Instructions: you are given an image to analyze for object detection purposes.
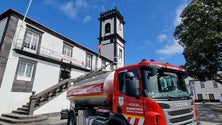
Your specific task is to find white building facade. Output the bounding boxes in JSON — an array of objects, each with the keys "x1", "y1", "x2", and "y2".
[
  {"x1": 0, "y1": 8, "x2": 125, "y2": 115},
  {"x1": 186, "y1": 77, "x2": 222, "y2": 102}
]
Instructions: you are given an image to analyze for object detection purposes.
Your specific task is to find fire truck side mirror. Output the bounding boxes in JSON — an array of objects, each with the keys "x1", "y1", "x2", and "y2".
[
  {"x1": 148, "y1": 67, "x2": 157, "y2": 76},
  {"x1": 125, "y1": 73, "x2": 140, "y2": 98}
]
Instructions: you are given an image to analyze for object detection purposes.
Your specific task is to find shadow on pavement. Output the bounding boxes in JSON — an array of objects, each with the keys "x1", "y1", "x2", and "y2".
[{"x1": 197, "y1": 103, "x2": 222, "y2": 124}]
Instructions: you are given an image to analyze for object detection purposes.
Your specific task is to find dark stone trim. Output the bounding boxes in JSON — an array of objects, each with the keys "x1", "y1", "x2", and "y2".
[
  {"x1": 0, "y1": 17, "x2": 9, "y2": 51},
  {"x1": 114, "y1": 39, "x2": 117, "y2": 62},
  {"x1": 99, "y1": 19, "x2": 102, "y2": 44},
  {"x1": 11, "y1": 58, "x2": 37, "y2": 92},
  {"x1": 14, "y1": 49, "x2": 90, "y2": 72},
  {"x1": 0, "y1": 15, "x2": 18, "y2": 88},
  {"x1": 114, "y1": 17, "x2": 117, "y2": 34},
  {"x1": 101, "y1": 40, "x2": 124, "y2": 50},
  {"x1": 98, "y1": 33, "x2": 126, "y2": 44},
  {"x1": 0, "y1": 16, "x2": 10, "y2": 88},
  {"x1": 99, "y1": 8, "x2": 125, "y2": 24}
]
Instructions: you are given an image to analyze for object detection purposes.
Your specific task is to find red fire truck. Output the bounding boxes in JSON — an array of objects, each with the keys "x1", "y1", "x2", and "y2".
[{"x1": 66, "y1": 59, "x2": 199, "y2": 125}]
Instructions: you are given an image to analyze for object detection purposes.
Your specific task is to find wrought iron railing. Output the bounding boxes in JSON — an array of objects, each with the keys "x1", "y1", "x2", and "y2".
[{"x1": 14, "y1": 39, "x2": 84, "y2": 67}]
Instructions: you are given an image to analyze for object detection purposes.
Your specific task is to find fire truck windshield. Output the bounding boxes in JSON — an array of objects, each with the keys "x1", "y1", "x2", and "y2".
[{"x1": 141, "y1": 68, "x2": 190, "y2": 100}]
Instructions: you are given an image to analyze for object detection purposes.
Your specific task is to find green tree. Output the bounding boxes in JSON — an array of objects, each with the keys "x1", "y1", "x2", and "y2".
[{"x1": 174, "y1": 0, "x2": 222, "y2": 84}]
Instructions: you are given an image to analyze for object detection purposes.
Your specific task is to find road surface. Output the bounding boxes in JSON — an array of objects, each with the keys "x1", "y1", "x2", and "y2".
[{"x1": 196, "y1": 103, "x2": 222, "y2": 125}]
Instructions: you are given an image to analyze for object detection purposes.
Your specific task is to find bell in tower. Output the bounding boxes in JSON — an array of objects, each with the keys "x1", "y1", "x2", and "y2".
[{"x1": 98, "y1": 8, "x2": 126, "y2": 68}]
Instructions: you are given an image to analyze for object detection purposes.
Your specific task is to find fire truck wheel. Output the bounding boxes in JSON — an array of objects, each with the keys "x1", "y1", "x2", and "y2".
[
  {"x1": 108, "y1": 115, "x2": 128, "y2": 125},
  {"x1": 67, "y1": 110, "x2": 76, "y2": 125},
  {"x1": 108, "y1": 120, "x2": 128, "y2": 125}
]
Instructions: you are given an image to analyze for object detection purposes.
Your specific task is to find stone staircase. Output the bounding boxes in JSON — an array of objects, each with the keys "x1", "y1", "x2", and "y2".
[
  {"x1": 11, "y1": 103, "x2": 29, "y2": 115},
  {"x1": 0, "y1": 68, "x2": 109, "y2": 124},
  {"x1": 0, "y1": 113, "x2": 48, "y2": 125}
]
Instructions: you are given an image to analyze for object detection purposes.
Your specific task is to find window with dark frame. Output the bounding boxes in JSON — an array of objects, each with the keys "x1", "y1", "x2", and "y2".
[
  {"x1": 85, "y1": 53, "x2": 92, "y2": 70},
  {"x1": 63, "y1": 44, "x2": 72, "y2": 57},
  {"x1": 12, "y1": 58, "x2": 37, "y2": 92},
  {"x1": 23, "y1": 28, "x2": 41, "y2": 52},
  {"x1": 200, "y1": 81, "x2": 205, "y2": 88},
  {"x1": 17, "y1": 60, "x2": 35, "y2": 81},
  {"x1": 105, "y1": 23, "x2": 111, "y2": 34},
  {"x1": 119, "y1": 48, "x2": 123, "y2": 60},
  {"x1": 213, "y1": 81, "x2": 218, "y2": 88}
]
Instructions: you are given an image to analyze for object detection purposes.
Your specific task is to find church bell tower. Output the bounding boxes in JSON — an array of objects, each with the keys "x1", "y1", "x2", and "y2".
[{"x1": 98, "y1": 8, "x2": 126, "y2": 68}]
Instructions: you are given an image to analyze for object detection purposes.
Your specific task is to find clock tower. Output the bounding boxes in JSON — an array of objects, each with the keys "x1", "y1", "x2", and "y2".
[{"x1": 98, "y1": 8, "x2": 126, "y2": 68}]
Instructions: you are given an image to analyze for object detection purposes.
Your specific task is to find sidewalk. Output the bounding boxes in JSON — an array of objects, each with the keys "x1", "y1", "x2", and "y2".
[
  {"x1": 43, "y1": 115, "x2": 67, "y2": 125},
  {"x1": 41, "y1": 113, "x2": 67, "y2": 125}
]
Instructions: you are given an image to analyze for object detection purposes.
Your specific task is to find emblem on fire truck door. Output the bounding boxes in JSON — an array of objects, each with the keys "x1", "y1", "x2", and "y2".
[{"x1": 118, "y1": 97, "x2": 124, "y2": 106}]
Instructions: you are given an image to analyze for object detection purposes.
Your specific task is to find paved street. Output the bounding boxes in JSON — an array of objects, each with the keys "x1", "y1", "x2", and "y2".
[
  {"x1": 43, "y1": 102, "x2": 222, "y2": 125},
  {"x1": 196, "y1": 102, "x2": 222, "y2": 125}
]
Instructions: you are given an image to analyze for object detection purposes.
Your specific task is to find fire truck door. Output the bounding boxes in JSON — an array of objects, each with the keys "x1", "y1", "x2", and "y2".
[{"x1": 116, "y1": 69, "x2": 145, "y2": 124}]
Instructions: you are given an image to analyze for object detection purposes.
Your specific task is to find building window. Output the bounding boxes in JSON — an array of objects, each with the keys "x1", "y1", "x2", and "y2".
[
  {"x1": 62, "y1": 43, "x2": 73, "y2": 63},
  {"x1": 197, "y1": 94, "x2": 203, "y2": 100},
  {"x1": 102, "y1": 60, "x2": 106, "y2": 69},
  {"x1": 119, "y1": 49, "x2": 123, "y2": 60},
  {"x1": 23, "y1": 29, "x2": 41, "y2": 52},
  {"x1": 86, "y1": 53, "x2": 92, "y2": 70},
  {"x1": 63, "y1": 44, "x2": 72, "y2": 57},
  {"x1": 118, "y1": 22, "x2": 122, "y2": 31},
  {"x1": 188, "y1": 80, "x2": 194, "y2": 96},
  {"x1": 213, "y1": 81, "x2": 218, "y2": 88},
  {"x1": 200, "y1": 81, "x2": 205, "y2": 88},
  {"x1": 209, "y1": 94, "x2": 215, "y2": 101},
  {"x1": 12, "y1": 58, "x2": 37, "y2": 92},
  {"x1": 17, "y1": 60, "x2": 35, "y2": 81},
  {"x1": 105, "y1": 23, "x2": 110, "y2": 33}
]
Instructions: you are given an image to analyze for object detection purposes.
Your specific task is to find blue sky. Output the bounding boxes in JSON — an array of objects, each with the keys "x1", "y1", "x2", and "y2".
[{"x1": 0, "y1": 0, "x2": 191, "y2": 66}]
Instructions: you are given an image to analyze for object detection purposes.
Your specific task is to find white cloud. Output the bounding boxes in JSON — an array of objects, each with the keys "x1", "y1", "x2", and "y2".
[
  {"x1": 157, "y1": 34, "x2": 167, "y2": 43},
  {"x1": 60, "y1": 1, "x2": 78, "y2": 19},
  {"x1": 83, "y1": 15, "x2": 92, "y2": 22},
  {"x1": 156, "y1": 2, "x2": 189, "y2": 56},
  {"x1": 157, "y1": 40, "x2": 183, "y2": 55},
  {"x1": 56, "y1": 0, "x2": 90, "y2": 20},
  {"x1": 75, "y1": 0, "x2": 89, "y2": 8},
  {"x1": 173, "y1": 3, "x2": 187, "y2": 27}
]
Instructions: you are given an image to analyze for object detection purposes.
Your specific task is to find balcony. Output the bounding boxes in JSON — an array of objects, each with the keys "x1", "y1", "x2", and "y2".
[{"x1": 13, "y1": 39, "x2": 89, "y2": 71}]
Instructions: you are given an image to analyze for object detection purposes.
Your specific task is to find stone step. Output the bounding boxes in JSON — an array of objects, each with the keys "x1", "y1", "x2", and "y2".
[
  {"x1": 2, "y1": 113, "x2": 40, "y2": 120},
  {"x1": 0, "y1": 113, "x2": 48, "y2": 124},
  {"x1": 0, "y1": 120, "x2": 12, "y2": 125},
  {"x1": 17, "y1": 107, "x2": 28, "y2": 112},
  {"x1": 22, "y1": 104, "x2": 29, "y2": 108},
  {"x1": 12, "y1": 110, "x2": 28, "y2": 115}
]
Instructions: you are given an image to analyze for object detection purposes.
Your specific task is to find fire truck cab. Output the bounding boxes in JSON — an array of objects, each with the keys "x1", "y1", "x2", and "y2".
[{"x1": 67, "y1": 59, "x2": 199, "y2": 125}]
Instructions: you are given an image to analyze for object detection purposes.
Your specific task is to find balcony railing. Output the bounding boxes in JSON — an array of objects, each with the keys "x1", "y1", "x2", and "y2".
[{"x1": 14, "y1": 39, "x2": 84, "y2": 67}]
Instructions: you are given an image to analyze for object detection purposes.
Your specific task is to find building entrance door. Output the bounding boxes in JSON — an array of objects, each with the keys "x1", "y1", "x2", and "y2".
[{"x1": 59, "y1": 65, "x2": 71, "y2": 82}]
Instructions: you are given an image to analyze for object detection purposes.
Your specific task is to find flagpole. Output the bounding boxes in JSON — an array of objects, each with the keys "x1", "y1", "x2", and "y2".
[
  {"x1": 14, "y1": 0, "x2": 32, "y2": 48},
  {"x1": 22, "y1": 0, "x2": 32, "y2": 24},
  {"x1": 95, "y1": 32, "x2": 104, "y2": 70}
]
